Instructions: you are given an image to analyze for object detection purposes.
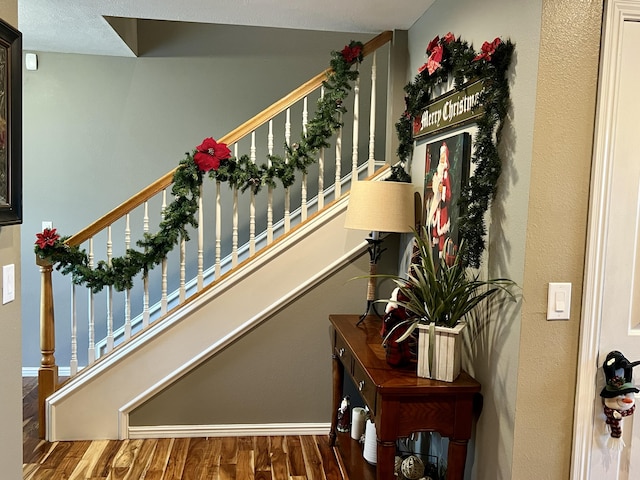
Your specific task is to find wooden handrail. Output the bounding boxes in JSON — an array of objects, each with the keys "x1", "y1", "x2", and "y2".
[{"x1": 66, "y1": 31, "x2": 393, "y2": 246}]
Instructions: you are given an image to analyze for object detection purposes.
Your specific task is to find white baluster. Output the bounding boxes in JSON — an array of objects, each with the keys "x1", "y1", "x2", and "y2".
[
  {"x1": 268, "y1": 119, "x2": 274, "y2": 154},
  {"x1": 87, "y1": 238, "x2": 95, "y2": 364},
  {"x1": 232, "y1": 186, "x2": 239, "y2": 267},
  {"x1": 267, "y1": 120, "x2": 274, "y2": 244},
  {"x1": 318, "y1": 87, "x2": 325, "y2": 209},
  {"x1": 232, "y1": 143, "x2": 239, "y2": 267},
  {"x1": 197, "y1": 184, "x2": 204, "y2": 290},
  {"x1": 301, "y1": 96, "x2": 308, "y2": 221},
  {"x1": 215, "y1": 180, "x2": 222, "y2": 278},
  {"x1": 368, "y1": 52, "x2": 377, "y2": 176},
  {"x1": 250, "y1": 131, "x2": 256, "y2": 256},
  {"x1": 143, "y1": 274, "x2": 150, "y2": 328},
  {"x1": 143, "y1": 200, "x2": 149, "y2": 233},
  {"x1": 161, "y1": 190, "x2": 168, "y2": 315},
  {"x1": 352, "y1": 74, "x2": 360, "y2": 179},
  {"x1": 124, "y1": 213, "x2": 132, "y2": 339},
  {"x1": 143, "y1": 201, "x2": 150, "y2": 328},
  {"x1": 335, "y1": 118, "x2": 343, "y2": 197},
  {"x1": 285, "y1": 108, "x2": 291, "y2": 232},
  {"x1": 106, "y1": 225, "x2": 114, "y2": 352},
  {"x1": 70, "y1": 284, "x2": 78, "y2": 376},
  {"x1": 179, "y1": 236, "x2": 186, "y2": 302}
]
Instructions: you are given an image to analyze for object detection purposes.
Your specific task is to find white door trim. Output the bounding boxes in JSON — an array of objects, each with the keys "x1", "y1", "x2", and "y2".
[{"x1": 571, "y1": 2, "x2": 640, "y2": 479}]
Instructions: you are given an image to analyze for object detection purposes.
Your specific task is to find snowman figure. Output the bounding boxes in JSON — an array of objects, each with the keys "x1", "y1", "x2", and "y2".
[{"x1": 600, "y1": 351, "x2": 640, "y2": 450}]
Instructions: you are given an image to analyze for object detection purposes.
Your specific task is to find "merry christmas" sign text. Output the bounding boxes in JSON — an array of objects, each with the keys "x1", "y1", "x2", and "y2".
[{"x1": 413, "y1": 80, "x2": 485, "y2": 138}]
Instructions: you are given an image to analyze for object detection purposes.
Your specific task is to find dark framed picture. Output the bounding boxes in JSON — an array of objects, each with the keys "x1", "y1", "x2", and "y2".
[
  {"x1": 0, "y1": 19, "x2": 22, "y2": 225},
  {"x1": 423, "y1": 132, "x2": 471, "y2": 269}
]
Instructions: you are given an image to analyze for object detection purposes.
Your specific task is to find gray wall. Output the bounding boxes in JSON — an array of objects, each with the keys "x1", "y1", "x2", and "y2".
[{"x1": 21, "y1": 23, "x2": 375, "y2": 368}]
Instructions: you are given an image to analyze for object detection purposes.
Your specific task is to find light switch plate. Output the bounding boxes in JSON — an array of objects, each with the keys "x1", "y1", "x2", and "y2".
[
  {"x1": 547, "y1": 282, "x2": 571, "y2": 320},
  {"x1": 3, "y1": 264, "x2": 15, "y2": 304}
]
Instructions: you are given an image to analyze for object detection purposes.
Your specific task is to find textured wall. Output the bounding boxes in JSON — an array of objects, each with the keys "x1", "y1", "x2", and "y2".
[{"x1": 513, "y1": 1, "x2": 603, "y2": 478}]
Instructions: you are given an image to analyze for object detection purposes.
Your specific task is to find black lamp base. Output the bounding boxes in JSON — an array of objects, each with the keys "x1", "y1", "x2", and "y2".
[{"x1": 357, "y1": 300, "x2": 381, "y2": 325}]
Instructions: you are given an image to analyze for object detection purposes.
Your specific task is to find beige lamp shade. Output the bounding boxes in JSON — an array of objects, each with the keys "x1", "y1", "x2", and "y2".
[{"x1": 345, "y1": 180, "x2": 415, "y2": 233}]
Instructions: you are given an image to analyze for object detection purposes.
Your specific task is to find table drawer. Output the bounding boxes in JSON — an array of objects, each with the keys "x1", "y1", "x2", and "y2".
[
  {"x1": 334, "y1": 333, "x2": 353, "y2": 374},
  {"x1": 353, "y1": 361, "x2": 377, "y2": 414}
]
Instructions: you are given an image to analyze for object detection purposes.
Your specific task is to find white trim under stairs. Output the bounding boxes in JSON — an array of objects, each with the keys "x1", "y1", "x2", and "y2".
[{"x1": 127, "y1": 423, "x2": 331, "y2": 440}]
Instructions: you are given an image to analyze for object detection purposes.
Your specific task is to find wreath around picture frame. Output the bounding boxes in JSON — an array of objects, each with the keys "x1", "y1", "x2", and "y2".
[{"x1": 391, "y1": 33, "x2": 515, "y2": 268}]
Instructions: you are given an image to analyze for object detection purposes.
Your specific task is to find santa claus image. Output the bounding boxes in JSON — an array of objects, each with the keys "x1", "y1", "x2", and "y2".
[{"x1": 428, "y1": 142, "x2": 452, "y2": 259}]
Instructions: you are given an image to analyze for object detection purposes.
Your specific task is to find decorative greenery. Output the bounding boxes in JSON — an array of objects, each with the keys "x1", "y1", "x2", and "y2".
[
  {"x1": 391, "y1": 33, "x2": 515, "y2": 268},
  {"x1": 381, "y1": 226, "x2": 516, "y2": 338},
  {"x1": 34, "y1": 41, "x2": 364, "y2": 293},
  {"x1": 34, "y1": 33, "x2": 514, "y2": 292}
]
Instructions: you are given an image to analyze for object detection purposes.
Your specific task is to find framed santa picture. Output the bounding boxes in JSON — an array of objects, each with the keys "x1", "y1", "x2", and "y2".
[{"x1": 423, "y1": 131, "x2": 471, "y2": 270}]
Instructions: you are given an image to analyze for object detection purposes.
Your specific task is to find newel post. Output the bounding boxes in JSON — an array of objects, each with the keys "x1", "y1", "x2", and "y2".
[{"x1": 36, "y1": 255, "x2": 58, "y2": 439}]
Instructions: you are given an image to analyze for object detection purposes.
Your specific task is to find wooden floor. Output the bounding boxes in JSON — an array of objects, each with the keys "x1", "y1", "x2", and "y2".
[{"x1": 22, "y1": 378, "x2": 343, "y2": 480}]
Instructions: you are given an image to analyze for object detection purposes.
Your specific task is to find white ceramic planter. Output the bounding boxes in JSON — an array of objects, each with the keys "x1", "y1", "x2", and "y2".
[{"x1": 416, "y1": 322, "x2": 466, "y2": 382}]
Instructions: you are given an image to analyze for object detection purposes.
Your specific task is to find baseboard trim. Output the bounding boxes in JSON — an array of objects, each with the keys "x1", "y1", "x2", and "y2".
[
  {"x1": 22, "y1": 367, "x2": 75, "y2": 377},
  {"x1": 128, "y1": 422, "x2": 331, "y2": 439}
]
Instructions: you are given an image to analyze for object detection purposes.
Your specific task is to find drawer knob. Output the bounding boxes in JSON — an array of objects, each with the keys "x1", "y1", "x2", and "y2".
[
  {"x1": 339, "y1": 348, "x2": 345, "y2": 357},
  {"x1": 358, "y1": 380, "x2": 365, "y2": 391}
]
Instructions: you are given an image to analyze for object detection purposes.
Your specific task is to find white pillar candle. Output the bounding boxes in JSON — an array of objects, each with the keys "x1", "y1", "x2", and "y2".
[{"x1": 351, "y1": 407, "x2": 366, "y2": 440}]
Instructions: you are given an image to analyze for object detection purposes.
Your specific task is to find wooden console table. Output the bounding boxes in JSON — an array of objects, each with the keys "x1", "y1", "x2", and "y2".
[{"x1": 329, "y1": 314, "x2": 481, "y2": 480}]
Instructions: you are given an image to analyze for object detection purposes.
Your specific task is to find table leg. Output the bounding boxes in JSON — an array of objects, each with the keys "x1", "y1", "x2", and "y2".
[
  {"x1": 329, "y1": 351, "x2": 344, "y2": 447},
  {"x1": 377, "y1": 439, "x2": 396, "y2": 480},
  {"x1": 446, "y1": 439, "x2": 469, "y2": 480}
]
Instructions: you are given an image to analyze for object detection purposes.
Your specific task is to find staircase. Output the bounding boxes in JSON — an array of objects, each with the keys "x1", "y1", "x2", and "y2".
[{"x1": 36, "y1": 31, "x2": 405, "y2": 441}]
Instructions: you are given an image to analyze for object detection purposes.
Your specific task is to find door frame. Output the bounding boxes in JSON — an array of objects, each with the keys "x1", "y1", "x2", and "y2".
[{"x1": 571, "y1": 1, "x2": 640, "y2": 478}]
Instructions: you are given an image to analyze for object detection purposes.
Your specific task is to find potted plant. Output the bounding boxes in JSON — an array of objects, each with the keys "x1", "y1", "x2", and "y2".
[{"x1": 381, "y1": 226, "x2": 517, "y2": 381}]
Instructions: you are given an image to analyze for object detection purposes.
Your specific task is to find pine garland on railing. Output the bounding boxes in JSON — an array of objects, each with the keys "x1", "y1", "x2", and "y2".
[
  {"x1": 392, "y1": 33, "x2": 514, "y2": 268},
  {"x1": 34, "y1": 41, "x2": 365, "y2": 293}
]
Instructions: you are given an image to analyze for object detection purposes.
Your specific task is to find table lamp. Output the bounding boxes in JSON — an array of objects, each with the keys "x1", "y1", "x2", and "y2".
[{"x1": 345, "y1": 180, "x2": 415, "y2": 323}]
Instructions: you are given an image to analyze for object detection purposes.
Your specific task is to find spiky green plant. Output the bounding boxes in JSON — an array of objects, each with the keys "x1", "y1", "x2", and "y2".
[{"x1": 384, "y1": 226, "x2": 517, "y2": 341}]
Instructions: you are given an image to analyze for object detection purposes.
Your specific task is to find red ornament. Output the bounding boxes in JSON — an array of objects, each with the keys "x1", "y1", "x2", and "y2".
[
  {"x1": 426, "y1": 35, "x2": 440, "y2": 54},
  {"x1": 426, "y1": 44, "x2": 444, "y2": 75},
  {"x1": 193, "y1": 137, "x2": 231, "y2": 172},
  {"x1": 35, "y1": 228, "x2": 60, "y2": 249},
  {"x1": 473, "y1": 37, "x2": 502, "y2": 62},
  {"x1": 341, "y1": 43, "x2": 363, "y2": 64}
]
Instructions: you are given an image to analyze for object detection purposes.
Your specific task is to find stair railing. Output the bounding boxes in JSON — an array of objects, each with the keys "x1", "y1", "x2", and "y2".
[{"x1": 35, "y1": 31, "x2": 397, "y2": 438}]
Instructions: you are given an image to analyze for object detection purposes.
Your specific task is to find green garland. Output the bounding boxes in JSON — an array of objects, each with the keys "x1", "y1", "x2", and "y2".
[
  {"x1": 35, "y1": 41, "x2": 364, "y2": 293},
  {"x1": 35, "y1": 34, "x2": 514, "y2": 291},
  {"x1": 391, "y1": 34, "x2": 514, "y2": 268}
]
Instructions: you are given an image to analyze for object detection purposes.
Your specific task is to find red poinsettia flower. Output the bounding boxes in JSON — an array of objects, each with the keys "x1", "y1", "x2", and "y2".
[
  {"x1": 426, "y1": 44, "x2": 444, "y2": 75},
  {"x1": 413, "y1": 116, "x2": 422, "y2": 134},
  {"x1": 443, "y1": 32, "x2": 455, "y2": 44},
  {"x1": 473, "y1": 37, "x2": 502, "y2": 62},
  {"x1": 426, "y1": 35, "x2": 440, "y2": 54},
  {"x1": 341, "y1": 43, "x2": 363, "y2": 64},
  {"x1": 35, "y1": 228, "x2": 60, "y2": 249},
  {"x1": 193, "y1": 137, "x2": 231, "y2": 172}
]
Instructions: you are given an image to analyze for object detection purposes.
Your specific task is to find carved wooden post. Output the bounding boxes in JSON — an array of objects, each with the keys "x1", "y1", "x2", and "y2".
[{"x1": 36, "y1": 255, "x2": 58, "y2": 439}]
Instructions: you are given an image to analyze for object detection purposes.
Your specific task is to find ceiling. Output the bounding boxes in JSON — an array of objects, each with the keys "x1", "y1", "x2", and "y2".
[{"x1": 18, "y1": 0, "x2": 435, "y2": 57}]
